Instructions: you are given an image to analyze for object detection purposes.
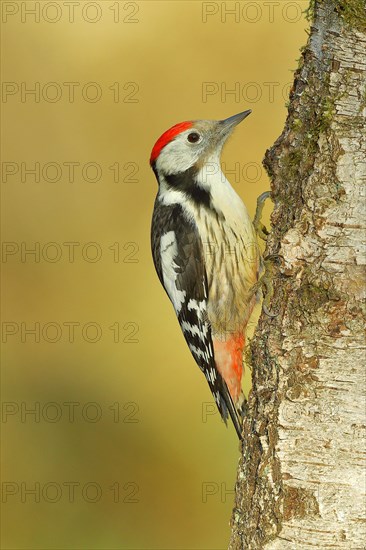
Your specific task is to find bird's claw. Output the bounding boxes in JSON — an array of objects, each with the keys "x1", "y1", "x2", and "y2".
[
  {"x1": 259, "y1": 257, "x2": 279, "y2": 318},
  {"x1": 263, "y1": 253, "x2": 282, "y2": 263},
  {"x1": 253, "y1": 191, "x2": 272, "y2": 241},
  {"x1": 252, "y1": 192, "x2": 279, "y2": 315},
  {"x1": 257, "y1": 191, "x2": 271, "y2": 204},
  {"x1": 262, "y1": 303, "x2": 279, "y2": 318}
]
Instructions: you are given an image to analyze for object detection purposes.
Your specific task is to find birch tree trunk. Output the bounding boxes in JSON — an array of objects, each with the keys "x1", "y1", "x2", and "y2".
[{"x1": 229, "y1": 1, "x2": 366, "y2": 548}]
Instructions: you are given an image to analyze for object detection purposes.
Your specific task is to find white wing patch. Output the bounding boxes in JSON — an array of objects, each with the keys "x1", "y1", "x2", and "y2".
[
  {"x1": 188, "y1": 343, "x2": 211, "y2": 363},
  {"x1": 181, "y1": 320, "x2": 208, "y2": 339},
  {"x1": 205, "y1": 367, "x2": 217, "y2": 384},
  {"x1": 160, "y1": 231, "x2": 186, "y2": 314},
  {"x1": 187, "y1": 298, "x2": 206, "y2": 319}
]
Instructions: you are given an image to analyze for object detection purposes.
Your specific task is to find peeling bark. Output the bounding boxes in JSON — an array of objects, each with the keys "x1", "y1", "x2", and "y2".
[{"x1": 229, "y1": 1, "x2": 366, "y2": 548}]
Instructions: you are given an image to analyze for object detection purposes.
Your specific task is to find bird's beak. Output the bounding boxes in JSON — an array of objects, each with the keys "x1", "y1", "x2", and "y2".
[{"x1": 218, "y1": 109, "x2": 252, "y2": 141}]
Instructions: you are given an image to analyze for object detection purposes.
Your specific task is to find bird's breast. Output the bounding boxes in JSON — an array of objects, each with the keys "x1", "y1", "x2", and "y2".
[{"x1": 195, "y1": 207, "x2": 261, "y2": 338}]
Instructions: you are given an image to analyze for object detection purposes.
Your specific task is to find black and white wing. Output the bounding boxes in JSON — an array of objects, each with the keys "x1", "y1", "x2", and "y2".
[{"x1": 151, "y1": 200, "x2": 242, "y2": 438}]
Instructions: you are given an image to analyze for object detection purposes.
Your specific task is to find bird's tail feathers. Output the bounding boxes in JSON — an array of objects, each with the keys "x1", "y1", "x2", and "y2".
[{"x1": 217, "y1": 380, "x2": 244, "y2": 440}]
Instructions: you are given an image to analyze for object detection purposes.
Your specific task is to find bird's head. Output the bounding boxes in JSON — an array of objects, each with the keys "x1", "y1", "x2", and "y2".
[{"x1": 150, "y1": 110, "x2": 252, "y2": 177}]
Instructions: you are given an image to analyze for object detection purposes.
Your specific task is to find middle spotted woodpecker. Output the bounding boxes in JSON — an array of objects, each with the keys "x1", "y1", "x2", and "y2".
[{"x1": 150, "y1": 110, "x2": 263, "y2": 439}]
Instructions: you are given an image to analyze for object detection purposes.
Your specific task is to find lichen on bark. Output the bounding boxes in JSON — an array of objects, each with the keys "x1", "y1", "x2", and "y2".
[{"x1": 229, "y1": 1, "x2": 366, "y2": 548}]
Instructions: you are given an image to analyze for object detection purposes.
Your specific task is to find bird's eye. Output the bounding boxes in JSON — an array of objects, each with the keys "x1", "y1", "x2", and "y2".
[{"x1": 187, "y1": 132, "x2": 201, "y2": 143}]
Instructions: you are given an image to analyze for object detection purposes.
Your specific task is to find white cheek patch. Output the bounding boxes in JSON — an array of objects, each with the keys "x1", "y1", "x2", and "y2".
[
  {"x1": 156, "y1": 133, "x2": 202, "y2": 175},
  {"x1": 160, "y1": 231, "x2": 186, "y2": 313}
]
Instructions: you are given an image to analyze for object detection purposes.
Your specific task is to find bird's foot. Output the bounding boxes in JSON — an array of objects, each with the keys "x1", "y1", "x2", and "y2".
[
  {"x1": 253, "y1": 191, "x2": 271, "y2": 241},
  {"x1": 260, "y1": 256, "x2": 279, "y2": 318}
]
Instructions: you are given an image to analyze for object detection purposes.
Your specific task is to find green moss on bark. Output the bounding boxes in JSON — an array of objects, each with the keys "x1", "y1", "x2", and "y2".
[
  {"x1": 307, "y1": 0, "x2": 366, "y2": 32},
  {"x1": 335, "y1": 0, "x2": 366, "y2": 32}
]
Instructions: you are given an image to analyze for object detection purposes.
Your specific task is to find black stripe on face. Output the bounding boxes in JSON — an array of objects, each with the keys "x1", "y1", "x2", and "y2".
[{"x1": 165, "y1": 166, "x2": 212, "y2": 208}]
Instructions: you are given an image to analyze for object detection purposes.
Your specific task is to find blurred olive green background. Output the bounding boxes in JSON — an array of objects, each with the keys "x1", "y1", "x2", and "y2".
[{"x1": 1, "y1": 1, "x2": 308, "y2": 548}]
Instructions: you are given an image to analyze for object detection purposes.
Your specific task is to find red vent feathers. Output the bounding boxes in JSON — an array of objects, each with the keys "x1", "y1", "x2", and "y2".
[{"x1": 150, "y1": 121, "x2": 193, "y2": 165}]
